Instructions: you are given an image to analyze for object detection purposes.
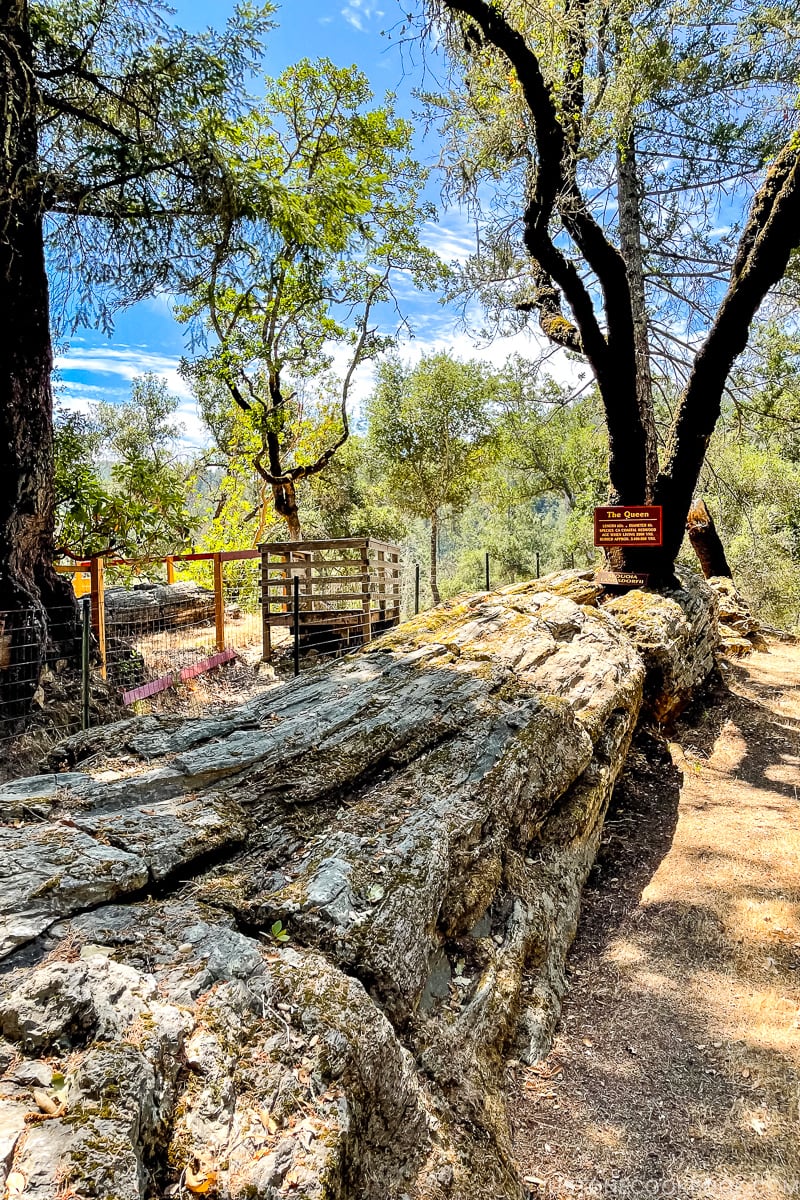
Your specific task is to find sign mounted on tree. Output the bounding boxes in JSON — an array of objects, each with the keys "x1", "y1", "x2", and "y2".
[
  {"x1": 593, "y1": 506, "x2": 663, "y2": 548},
  {"x1": 595, "y1": 570, "x2": 650, "y2": 588}
]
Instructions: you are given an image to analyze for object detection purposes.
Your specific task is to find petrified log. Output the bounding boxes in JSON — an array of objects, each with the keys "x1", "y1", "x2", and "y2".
[
  {"x1": 105, "y1": 580, "x2": 216, "y2": 635},
  {"x1": 686, "y1": 497, "x2": 733, "y2": 579},
  {"x1": 0, "y1": 570, "x2": 718, "y2": 1200},
  {"x1": 705, "y1": 574, "x2": 768, "y2": 656}
]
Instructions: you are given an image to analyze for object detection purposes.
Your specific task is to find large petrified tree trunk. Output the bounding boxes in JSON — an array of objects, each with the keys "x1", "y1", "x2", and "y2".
[
  {"x1": 0, "y1": 569, "x2": 718, "y2": 1199},
  {"x1": 0, "y1": 2, "x2": 77, "y2": 716}
]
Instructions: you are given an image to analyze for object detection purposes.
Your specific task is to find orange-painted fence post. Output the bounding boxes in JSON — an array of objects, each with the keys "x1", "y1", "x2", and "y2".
[
  {"x1": 89, "y1": 556, "x2": 107, "y2": 679},
  {"x1": 213, "y1": 552, "x2": 225, "y2": 651},
  {"x1": 166, "y1": 555, "x2": 175, "y2": 585}
]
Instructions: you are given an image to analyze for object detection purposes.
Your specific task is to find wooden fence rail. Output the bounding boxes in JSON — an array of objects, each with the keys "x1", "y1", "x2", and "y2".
[{"x1": 56, "y1": 548, "x2": 262, "y2": 674}]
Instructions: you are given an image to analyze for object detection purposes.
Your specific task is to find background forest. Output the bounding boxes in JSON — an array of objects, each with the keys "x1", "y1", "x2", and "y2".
[
  {"x1": 55, "y1": 318, "x2": 800, "y2": 629},
  {"x1": 37, "y1": 0, "x2": 800, "y2": 632}
]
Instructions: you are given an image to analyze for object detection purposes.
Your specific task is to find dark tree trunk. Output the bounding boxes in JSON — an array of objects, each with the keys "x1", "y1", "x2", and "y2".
[
  {"x1": 263, "y1": 383, "x2": 303, "y2": 541},
  {"x1": 686, "y1": 499, "x2": 733, "y2": 579},
  {"x1": 616, "y1": 131, "x2": 658, "y2": 498},
  {"x1": 0, "y1": 1, "x2": 77, "y2": 719},
  {"x1": 653, "y1": 141, "x2": 800, "y2": 572},
  {"x1": 441, "y1": 0, "x2": 800, "y2": 592},
  {"x1": 430, "y1": 510, "x2": 440, "y2": 605},
  {"x1": 271, "y1": 477, "x2": 302, "y2": 541}
]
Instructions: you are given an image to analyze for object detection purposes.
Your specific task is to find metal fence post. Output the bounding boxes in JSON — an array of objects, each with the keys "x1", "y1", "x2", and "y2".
[
  {"x1": 535, "y1": 551, "x2": 540, "y2": 578},
  {"x1": 81, "y1": 596, "x2": 91, "y2": 730},
  {"x1": 293, "y1": 575, "x2": 300, "y2": 677},
  {"x1": 89, "y1": 556, "x2": 106, "y2": 679},
  {"x1": 485, "y1": 552, "x2": 490, "y2": 591},
  {"x1": 414, "y1": 564, "x2": 420, "y2": 615}
]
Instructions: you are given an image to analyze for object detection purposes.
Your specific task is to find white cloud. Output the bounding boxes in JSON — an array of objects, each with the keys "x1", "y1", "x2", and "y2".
[
  {"x1": 420, "y1": 218, "x2": 477, "y2": 265},
  {"x1": 55, "y1": 345, "x2": 194, "y2": 402},
  {"x1": 173, "y1": 399, "x2": 209, "y2": 452},
  {"x1": 318, "y1": 313, "x2": 586, "y2": 429},
  {"x1": 392, "y1": 323, "x2": 584, "y2": 390},
  {"x1": 54, "y1": 308, "x2": 586, "y2": 456},
  {"x1": 55, "y1": 344, "x2": 208, "y2": 451},
  {"x1": 341, "y1": 0, "x2": 384, "y2": 32}
]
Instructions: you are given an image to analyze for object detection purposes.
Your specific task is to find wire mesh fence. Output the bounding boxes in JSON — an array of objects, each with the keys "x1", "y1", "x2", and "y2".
[
  {"x1": 0, "y1": 543, "x2": 571, "y2": 777},
  {"x1": 98, "y1": 552, "x2": 265, "y2": 716},
  {"x1": 0, "y1": 603, "x2": 86, "y2": 775},
  {"x1": 104, "y1": 583, "x2": 221, "y2": 704}
]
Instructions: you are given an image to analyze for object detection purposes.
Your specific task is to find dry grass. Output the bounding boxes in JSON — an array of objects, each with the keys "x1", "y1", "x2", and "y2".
[{"x1": 509, "y1": 643, "x2": 800, "y2": 1200}]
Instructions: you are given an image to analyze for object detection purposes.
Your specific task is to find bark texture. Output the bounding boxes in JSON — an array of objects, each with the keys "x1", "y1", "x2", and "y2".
[
  {"x1": 0, "y1": 2, "x2": 76, "y2": 709},
  {"x1": 686, "y1": 499, "x2": 733, "y2": 579},
  {"x1": 0, "y1": 570, "x2": 718, "y2": 1199},
  {"x1": 616, "y1": 132, "x2": 659, "y2": 498}
]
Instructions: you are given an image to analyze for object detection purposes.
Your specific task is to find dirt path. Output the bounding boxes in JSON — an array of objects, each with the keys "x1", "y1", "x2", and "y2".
[{"x1": 509, "y1": 642, "x2": 800, "y2": 1199}]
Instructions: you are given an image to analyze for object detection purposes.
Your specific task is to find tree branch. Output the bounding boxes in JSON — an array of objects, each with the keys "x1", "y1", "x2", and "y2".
[{"x1": 656, "y1": 135, "x2": 800, "y2": 551}]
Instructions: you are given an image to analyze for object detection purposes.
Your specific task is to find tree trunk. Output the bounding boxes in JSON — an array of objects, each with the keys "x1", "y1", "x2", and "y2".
[
  {"x1": 686, "y1": 499, "x2": 733, "y2": 579},
  {"x1": 430, "y1": 510, "x2": 441, "y2": 605},
  {"x1": 271, "y1": 478, "x2": 302, "y2": 541},
  {"x1": 0, "y1": 1, "x2": 77, "y2": 719},
  {"x1": 616, "y1": 130, "x2": 659, "y2": 499}
]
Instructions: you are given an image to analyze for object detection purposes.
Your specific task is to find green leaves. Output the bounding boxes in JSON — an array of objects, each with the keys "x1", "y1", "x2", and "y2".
[
  {"x1": 367, "y1": 353, "x2": 498, "y2": 520},
  {"x1": 179, "y1": 57, "x2": 445, "y2": 533},
  {"x1": 33, "y1": 0, "x2": 277, "y2": 333},
  {"x1": 54, "y1": 374, "x2": 195, "y2": 558}
]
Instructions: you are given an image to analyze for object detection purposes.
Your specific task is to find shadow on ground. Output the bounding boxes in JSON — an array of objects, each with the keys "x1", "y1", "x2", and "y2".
[{"x1": 509, "y1": 645, "x2": 800, "y2": 1200}]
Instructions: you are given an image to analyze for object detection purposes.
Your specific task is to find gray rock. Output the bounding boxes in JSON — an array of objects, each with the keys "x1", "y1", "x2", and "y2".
[
  {"x1": 0, "y1": 961, "x2": 95, "y2": 1051},
  {"x1": 0, "y1": 571, "x2": 718, "y2": 1200},
  {"x1": 606, "y1": 568, "x2": 719, "y2": 722},
  {"x1": 0, "y1": 1102, "x2": 28, "y2": 1187},
  {"x1": 6, "y1": 1059, "x2": 53, "y2": 1088},
  {"x1": 0, "y1": 824, "x2": 149, "y2": 958}
]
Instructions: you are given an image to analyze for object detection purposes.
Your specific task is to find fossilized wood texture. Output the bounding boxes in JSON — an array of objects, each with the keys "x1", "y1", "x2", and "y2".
[{"x1": 0, "y1": 571, "x2": 718, "y2": 1200}]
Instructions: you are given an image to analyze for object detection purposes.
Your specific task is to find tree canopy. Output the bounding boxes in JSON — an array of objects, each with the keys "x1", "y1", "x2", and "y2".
[
  {"x1": 367, "y1": 352, "x2": 497, "y2": 601},
  {"x1": 178, "y1": 57, "x2": 444, "y2": 539},
  {"x1": 54, "y1": 374, "x2": 194, "y2": 560},
  {"x1": 419, "y1": 0, "x2": 800, "y2": 579}
]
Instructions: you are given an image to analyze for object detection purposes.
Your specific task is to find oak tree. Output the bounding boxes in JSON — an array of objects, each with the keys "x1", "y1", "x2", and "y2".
[
  {"x1": 367, "y1": 352, "x2": 496, "y2": 602},
  {"x1": 179, "y1": 58, "x2": 443, "y2": 540},
  {"x1": 0, "y1": 0, "x2": 270, "y2": 701},
  {"x1": 427, "y1": 0, "x2": 800, "y2": 581}
]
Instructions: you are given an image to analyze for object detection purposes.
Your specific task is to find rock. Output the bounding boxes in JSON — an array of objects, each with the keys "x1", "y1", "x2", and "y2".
[
  {"x1": 0, "y1": 961, "x2": 96, "y2": 1051},
  {"x1": 0, "y1": 783, "x2": 249, "y2": 956},
  {"x1": 6, "y1": 1059, "x2": 53, "y2": 1088},
  {"x1": 0, "y1": 570, "x2": 718, "y2": 1199},
  {"x1": 0, "y1": 772, "x2": 92, "y2": 818},
  {"x1": 605, "y1": 568, "x2": 719, "y2": 722},
  {"x1": 706, "y1": 575, "x2": 769, "y2": 654},
  {"x1": 0, "y1": 827, "x2": 149, "y2": 959},
  {"x1": 0, "y1": 1102, "x2": 28, "y2": 1189}
]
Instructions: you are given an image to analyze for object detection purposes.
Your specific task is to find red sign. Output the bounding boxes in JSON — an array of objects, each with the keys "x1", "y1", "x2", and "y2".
[{"x1": 593, "y1": 506, "x2": 663, "y2": 548}]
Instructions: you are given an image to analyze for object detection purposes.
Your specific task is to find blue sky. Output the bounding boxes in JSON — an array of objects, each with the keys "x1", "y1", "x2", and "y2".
[{"x1": 54, "y1": 0, "x2": 559, "y2": 447}]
